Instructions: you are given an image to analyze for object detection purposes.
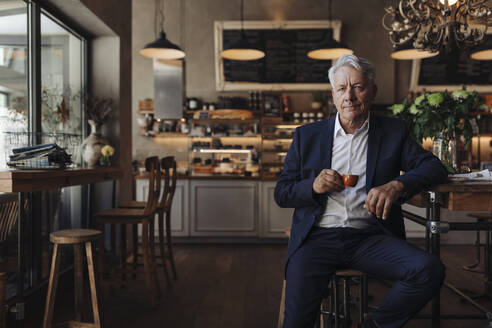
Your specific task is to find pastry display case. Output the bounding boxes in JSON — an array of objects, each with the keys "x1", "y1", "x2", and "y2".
[
  {"x1": 260, "y1": 122, "x2": 301, "y2": 179},
  {"x1": 188, "y1": 119, "x2": 261, "y2": 177}
]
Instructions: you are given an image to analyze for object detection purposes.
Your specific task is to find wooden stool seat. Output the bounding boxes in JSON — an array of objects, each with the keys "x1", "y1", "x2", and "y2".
[
  {"x1": 95, "y1": 208, "x2": 151, "y2": 221},
  {"x1": 335, "y1": 269, "x2": 365, "y2": 277},
  {"x1": 119, "y1": 200, "x2": 166, "y2": 211},
  {"x1": 43, "y1": 229, "x2": 101, "y2": 328},
  {"x1": 50, "y1": 229, "x2": 102, "y2": 245}
]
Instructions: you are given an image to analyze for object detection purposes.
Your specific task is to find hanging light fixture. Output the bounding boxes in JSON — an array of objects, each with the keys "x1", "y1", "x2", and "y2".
[
  {"x1": 471, "y1": 34, "x2": 492, "y2": 60},
  {"x1": 140, "y1": 0, "x2": 185, "y2": 60},
  {"x1": 382, "y1": 0, "x2": 491, "y2": 59},
  {"x1": 390, "y1": 42, "x2": 439, "y2": 60},
  {"x1": 307, "y1": 0, "x2": 353, "y2": 60},
  {"x1": 220, "y1": 0, "x2": 265, "y2": 61}
]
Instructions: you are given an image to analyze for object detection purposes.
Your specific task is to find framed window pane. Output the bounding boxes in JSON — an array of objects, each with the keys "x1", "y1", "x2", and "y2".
[
  {"x1": 40, "y1": 12, "x2": 83, "y2": 149},
  {"x1": 0, "y1": 0, "x2": 28, "y2": 301},
  {"x1": 0, "y1": 1, "x2": 28, "y2": 169}
]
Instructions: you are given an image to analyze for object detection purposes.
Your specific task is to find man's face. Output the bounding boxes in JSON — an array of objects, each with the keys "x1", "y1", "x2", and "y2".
[{"x1": 331, "y1": 66, "x2": 377, "y2": 123}]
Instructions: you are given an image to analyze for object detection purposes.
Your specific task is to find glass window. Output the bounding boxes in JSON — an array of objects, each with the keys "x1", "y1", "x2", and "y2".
[
  {"x1": 40, "y1": 12, "x2": 83, "y2": 156},
  {"x1": 0, "y1": 1, "x2": 28, "y2": 169},
  {"x1": 0, "y1": 0, "x2": 28, "y2": 302},
  {"x1": 0, "y1": 2, "x2": 87, "y2": 303}
]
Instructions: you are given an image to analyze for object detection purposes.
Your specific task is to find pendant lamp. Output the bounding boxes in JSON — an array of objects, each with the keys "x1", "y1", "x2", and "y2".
[
  {"x1": 220, "y1": 0, "x2": 265, "y2": 61},
  {"x1": 471, "y1": 36, "x2": 492, "y2": 61},
  {"x1": 390, "y1": 42, "x2": 439, "y2": 60},
  {"x1": 140, "y1": 0, "x2": 185, "y2": 60},
  {"x1": 307, "y1": 0, "x2": 353, "y2": 60}
]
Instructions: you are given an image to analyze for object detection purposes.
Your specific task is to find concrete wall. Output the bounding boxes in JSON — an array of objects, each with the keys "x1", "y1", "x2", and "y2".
[{"x1": 132, "y1": 0, "x2": 413, "y2": 160}]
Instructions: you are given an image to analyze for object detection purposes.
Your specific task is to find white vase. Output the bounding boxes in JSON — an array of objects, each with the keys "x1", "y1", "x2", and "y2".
[{"x1": 81, "y1": 120, "x2": 109, "y2": 167}]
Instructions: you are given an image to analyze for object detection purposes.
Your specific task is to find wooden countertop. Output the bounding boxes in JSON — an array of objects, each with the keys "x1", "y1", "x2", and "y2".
[
  {"x1": 407, "y1": 180, "x2": 492, "y2": 211},
  {"x1": 0, "y1": 167, "x2": 124, "y2": 192}
]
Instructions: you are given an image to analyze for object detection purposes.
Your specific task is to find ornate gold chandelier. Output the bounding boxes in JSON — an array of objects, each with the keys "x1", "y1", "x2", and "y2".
[{"x1": 382, "y1": 0, "x2": 491, "y2": 58}]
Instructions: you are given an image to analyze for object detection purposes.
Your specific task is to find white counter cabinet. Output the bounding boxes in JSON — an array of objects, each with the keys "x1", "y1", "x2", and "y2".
[
  {"x1": 189, "y1": 179, "x2": 258, "y2": 237},
  {"x1": 135, "y1": 178, "x2": 190, "y2": 237},
  {"x1": 259, "y1": 181, "x2": 293, "y2": 238},
  {"x1": 135, "y1": 178, "x2": 294, "y2": 239}
]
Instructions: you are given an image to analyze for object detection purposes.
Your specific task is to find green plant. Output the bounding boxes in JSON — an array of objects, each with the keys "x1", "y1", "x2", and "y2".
[{"x1": 389, "y1": 87, "x2": 488, "y2": 172}]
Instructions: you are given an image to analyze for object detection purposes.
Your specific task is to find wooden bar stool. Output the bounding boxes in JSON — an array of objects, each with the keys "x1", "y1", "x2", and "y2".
[
  {"x1": 321, "y1": 269, "x2": 368, "y2": 328},
  {"x1": 43, "y1": 229, "x2": 102, "y2": 328},
  {"x1": 278, "y1": 227, "x2": 368, "y2": 328},
  {"x1": 95, "y1": 156, "x2": 162, "y2": 307},
  {"x1": 119, "y1": 156, "x2": 178, "y2": 280}
]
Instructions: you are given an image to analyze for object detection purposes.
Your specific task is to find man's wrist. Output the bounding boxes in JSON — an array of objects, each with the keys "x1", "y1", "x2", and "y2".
[{"x1": 392, "y1": 180, "x2": 404, "y2": 192}]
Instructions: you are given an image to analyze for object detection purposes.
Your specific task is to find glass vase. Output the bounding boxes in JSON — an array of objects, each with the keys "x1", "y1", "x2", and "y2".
[{"x1": 433, "y1": 135, "x2": 457, "y2": 173}]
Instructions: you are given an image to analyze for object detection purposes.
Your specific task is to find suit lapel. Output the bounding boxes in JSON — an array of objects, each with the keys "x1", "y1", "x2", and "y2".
[
  {"x1": 320, "y1": 117, "x2": 335, "y2": 170},
  {"x1": 366, "y1": 115, "x2": 383, "y2": 192}
]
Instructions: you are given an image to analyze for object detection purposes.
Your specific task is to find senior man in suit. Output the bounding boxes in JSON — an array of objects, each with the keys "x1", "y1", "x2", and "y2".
[{"x1": 275, "y1": 54, "x2": 448, "y2": 328}]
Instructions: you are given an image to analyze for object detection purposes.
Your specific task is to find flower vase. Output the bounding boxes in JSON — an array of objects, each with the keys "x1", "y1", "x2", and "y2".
[
  {"x1": 99, "y1": 155, "x2": 111, "y2": 167},
  {"x1": 433, "y1": 135, "x2": 457, "y2": 173},
  {"x1": 81, "y1": 120, "x2": 109, "y2": 167}
]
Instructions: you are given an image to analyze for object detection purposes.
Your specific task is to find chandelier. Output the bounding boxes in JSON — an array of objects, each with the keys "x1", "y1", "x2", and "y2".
[{"x1": 382, "y1": 0, "x2": 491, "y2": 55}]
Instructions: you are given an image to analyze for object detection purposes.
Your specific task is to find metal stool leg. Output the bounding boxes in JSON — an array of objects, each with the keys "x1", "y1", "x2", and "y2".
[
  {"x1": 333, "y1": 275, "x2": 339, "y2": 328},
  {"x1": 343, "y1": 278, "x2": 350, "y2": 328}
]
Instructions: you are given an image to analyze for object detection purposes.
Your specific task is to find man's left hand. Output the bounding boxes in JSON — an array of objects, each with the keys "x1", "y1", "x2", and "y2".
[{"x1": 364, "y1": 180, "x2": 404, "y2": 220}]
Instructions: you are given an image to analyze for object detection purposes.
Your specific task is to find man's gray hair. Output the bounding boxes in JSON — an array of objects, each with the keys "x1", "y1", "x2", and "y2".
[{"x1": 328, "y1": 54, "x2": 376, "y2": 88}]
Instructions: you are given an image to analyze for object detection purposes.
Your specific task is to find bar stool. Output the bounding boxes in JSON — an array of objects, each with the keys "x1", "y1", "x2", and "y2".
[
  {"x1": 320, "y1": 269, "x2": 368, "y2": 328},
  {"x1": 95, "y1": 156, "x2": 162, "y2": 307},
  {"x1": 119, "y1": 156, "x2": 178, "y2": 280},
  {"x1": 43, "y1": 229, "x2": 102, "y2": 328},
  {"x1": 463, "y1": 212, "x2": 492, "y2": 298},
  {"x1": 278, "y1": 227, "x2": 368, "y2": 328}
]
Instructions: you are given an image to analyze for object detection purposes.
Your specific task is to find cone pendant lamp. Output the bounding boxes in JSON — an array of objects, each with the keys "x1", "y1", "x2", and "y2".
[
  {"x1": 307, "y1": 0, "x2": 353, "y2": 60},
  {"x1": 140, "y1": 0, "x2": 185, "y2": 60},
  {"x1": 220, "y1": 0, "x2": 265, "y2": 61}
]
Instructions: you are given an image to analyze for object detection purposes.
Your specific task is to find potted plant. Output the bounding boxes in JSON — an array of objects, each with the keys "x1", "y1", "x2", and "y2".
[{"x1": 390, "y1": 88, "x2": 488, "y2": 173}]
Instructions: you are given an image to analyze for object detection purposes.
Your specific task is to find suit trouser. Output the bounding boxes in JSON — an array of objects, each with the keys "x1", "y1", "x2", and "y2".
[{"x1": 283, "y1": 226, "x2": 445, "y2": 328}]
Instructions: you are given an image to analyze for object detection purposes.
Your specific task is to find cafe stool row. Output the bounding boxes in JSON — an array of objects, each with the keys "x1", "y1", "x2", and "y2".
[{"x1": 42, "y1": 156, "x2": 179, "y2": 326}]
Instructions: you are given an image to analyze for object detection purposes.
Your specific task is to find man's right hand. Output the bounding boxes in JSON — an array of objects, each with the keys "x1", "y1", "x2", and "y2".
[{"x1": 313, "y1": 169, "x2": 345, "y2": 194}]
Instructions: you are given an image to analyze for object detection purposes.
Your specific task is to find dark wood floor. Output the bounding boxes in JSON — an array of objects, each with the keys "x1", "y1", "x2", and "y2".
[{"x1": 40, "y1": 242, "x2": 492, "y2": 327}]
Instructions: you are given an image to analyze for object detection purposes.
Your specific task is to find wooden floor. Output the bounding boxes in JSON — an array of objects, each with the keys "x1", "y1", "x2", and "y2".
[{"x1": 41, "y1": 241, "x2": 492, "y2": 327}]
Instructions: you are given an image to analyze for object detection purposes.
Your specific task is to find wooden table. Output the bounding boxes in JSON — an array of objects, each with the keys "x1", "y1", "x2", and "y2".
[
  {"x1": 0, "y1": 167, "x2": 123, "y2": 323},
  {"x1": 406, "y1": 181, "x2": 492, "y2": 327}
]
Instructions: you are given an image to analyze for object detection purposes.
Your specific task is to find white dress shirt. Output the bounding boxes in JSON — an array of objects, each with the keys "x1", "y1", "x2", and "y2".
[{"x1": 317, "y1": 113, "x2": 376, "y2": 229}]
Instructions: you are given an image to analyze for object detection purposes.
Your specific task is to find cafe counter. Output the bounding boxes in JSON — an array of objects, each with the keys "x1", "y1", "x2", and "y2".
[{"x1": 135, "y1": 175, "x2": 291, "y2": 239}]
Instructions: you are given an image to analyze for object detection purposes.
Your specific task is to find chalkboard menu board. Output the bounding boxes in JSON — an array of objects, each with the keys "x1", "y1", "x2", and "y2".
[
  {"x1": 416, "y1": 36, "x2": 492, "y2": 87},
  {"x1": 222, "y1": 29, "x2": 334, "y2": 84}
]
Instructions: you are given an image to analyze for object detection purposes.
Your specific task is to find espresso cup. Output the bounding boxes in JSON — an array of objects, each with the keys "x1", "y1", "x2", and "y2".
[{"x1": 342, "y1": 174, "x2": 359, "y2": 187}]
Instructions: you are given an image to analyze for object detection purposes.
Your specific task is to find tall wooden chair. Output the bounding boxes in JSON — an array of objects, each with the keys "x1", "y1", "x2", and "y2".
[
  {"x1": 95, "y1": 156, "x2": 162, "y2": 307},
  {"x1": 0, "y1": 193, "x2": 28, "y2": 262},
  {"x1": 43, "y1": 229, "x2": 102, "y2": 328},
  {"x1": 120, "y1": 156, "x2": 178, "y2": 280}
]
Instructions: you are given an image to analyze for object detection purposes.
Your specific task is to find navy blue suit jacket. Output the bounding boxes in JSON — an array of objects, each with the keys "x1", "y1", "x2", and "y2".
[{"x1": 274, "y1": 114, "x2": 448, "y2": 263}]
